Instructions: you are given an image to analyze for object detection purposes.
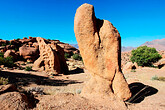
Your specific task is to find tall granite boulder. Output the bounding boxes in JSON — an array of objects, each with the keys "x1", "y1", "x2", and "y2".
[
  {"x1": 33, "y1": 37, "x2": 68, "y2": 74},
  {"x1": 74, "y1": 3, "x2": 131, "y2": 101}
]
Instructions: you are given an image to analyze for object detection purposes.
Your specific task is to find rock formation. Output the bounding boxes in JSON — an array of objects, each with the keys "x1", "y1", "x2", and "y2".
[
  {"x1": 33, "y1": 37, "x2": 68, "y2": 74},
  {"x1": 4, "y1": 50, "x2": 18, "y2": 59},
  {"x1": 19, "y1": 44, "x2": 39, "y2": 62},
  {"x1": 74, "y1": 3, "x2": 131, "y2": 101}
]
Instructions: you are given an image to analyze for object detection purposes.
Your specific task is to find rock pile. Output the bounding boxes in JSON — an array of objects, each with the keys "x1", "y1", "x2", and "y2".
[{"x1": 74, "y1": 3, "x2": 131, "y2": 101}]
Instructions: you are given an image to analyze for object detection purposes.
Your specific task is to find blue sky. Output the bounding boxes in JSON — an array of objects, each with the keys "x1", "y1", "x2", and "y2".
[{"x1": 0, "y1": 0, "x2": 165, "y2": 47}]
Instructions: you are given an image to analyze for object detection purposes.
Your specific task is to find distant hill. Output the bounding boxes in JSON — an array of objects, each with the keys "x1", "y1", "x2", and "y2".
[
  {"x1": 70, "y1": 44, "x2": 79, "y2": 49},
  {"x1": 121, "y1": 46, "x2": 136, "y2": 52},
  {"x1": 141, "y1": 38, "x2": 165, "y2": 51},
  {"x1": 70, "y1": 38, "x2": 165, "y2": 52}
]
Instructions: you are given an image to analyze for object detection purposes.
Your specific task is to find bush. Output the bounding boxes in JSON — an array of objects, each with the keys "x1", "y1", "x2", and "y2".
[
  {"x1": 25, "y1": 66, "x2": 32, "y2": 71},
  {"x1": 64, "y1": 53, "x2": 70, "y2": 59},
  {"x1": 0, "y1": 77, "x2": 9, "y2": 85},
  {"x1": 0, "y1": 52, "x2": 4, "y2": 57},
  {"x1": 72, "y1": 54, "x2": 82, "y2": 61},
  {"x1": 0, "y1": 56, "x2": 15, "y2": 67},
  {"x1": 1, "y1": 43, "x2": 6, "y2": 46},
  {"x1": 130, "y1": 46, "x2": 162, "y2": 66}
]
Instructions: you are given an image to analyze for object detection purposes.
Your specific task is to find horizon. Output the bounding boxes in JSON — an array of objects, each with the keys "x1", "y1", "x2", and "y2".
[{"x1": 0, "y1": 0, "x2": 165, "y2": 47}]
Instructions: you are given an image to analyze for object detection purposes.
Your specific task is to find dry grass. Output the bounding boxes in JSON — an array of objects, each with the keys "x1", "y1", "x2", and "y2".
[
  {"x1": 0, "y1": 77, "x2": 9, "y2": 85},
  {"x1": 151, "y1": 76, "x2": 165, "y2": 82}
]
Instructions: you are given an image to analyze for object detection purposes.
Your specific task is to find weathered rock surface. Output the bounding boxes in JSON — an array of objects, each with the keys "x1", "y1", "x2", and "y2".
[
  {"x1": 19, "y1": 45, "x2": 39, "y2": 62},
  {"x1": 4, "y1": 50, "x2": 18, "y2": 59},
  {"x1": 33, "y1": 37, "x2": 68, "y2": 74},
  {"x1": 57, "y1": 42, "x2": 79, "y2": 54},
  {"x1": 0, "y1": 92, "x2": 29, "y2": 110},
  {"x1": 123, "y1": 62, "x2": 139, "y2": 72},
  {"x1": 74, "y1": 3, "x2": 131, "y2": 101},
  {"x1": 0, "y1": 40, "x2": 8, "y2": 46},
  {"x1": 0, "y1": 84, "x2": 17, "y2": 95}
]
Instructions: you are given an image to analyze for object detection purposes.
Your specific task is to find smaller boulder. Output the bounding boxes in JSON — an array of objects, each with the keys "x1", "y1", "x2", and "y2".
[
  {"x1": 4, "y1": 50, "x2": 18, "y2": 59},
  {"x1": 19, "y1": 45, "x2": 39, "y2": 62},
  {"x1": 123, "y1": 62, "x2": 139, "y2": 73},
  {"x1": 0, "y1": 92, "x2": 29, "y2": 110},
  {"x1": 0, "y1": 84, "x2": 17, "y2": 95}
]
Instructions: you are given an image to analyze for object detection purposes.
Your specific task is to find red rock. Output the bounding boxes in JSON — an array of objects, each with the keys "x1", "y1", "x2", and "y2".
[
  {"x1": 19, "y1": 45, "x2": 39, "y2": 62},
  {"x1": 57, "y1": 42, "x2": 79, "y2": 55},
  {"x1": 4, "y1": 50, "x2": 18, "y2": 59},
  {"x1": 0, "y1": 92, "x2": 29, "y2": 110}
]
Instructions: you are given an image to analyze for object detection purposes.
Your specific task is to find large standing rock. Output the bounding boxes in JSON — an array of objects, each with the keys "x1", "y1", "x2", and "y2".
[
  {"x1": 74, "y1": 3, "x2": 131, "y2": 101},
  {"x1": 33, "y1": 37, "x2": 68, "y2": 74}
]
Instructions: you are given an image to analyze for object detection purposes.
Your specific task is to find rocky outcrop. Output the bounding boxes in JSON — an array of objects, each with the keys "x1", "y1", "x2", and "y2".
[
  {"x1": 19, "y1": 45, "x2": 39, "y2": 62},
  {"x1": 19, "y1": 37, "x2": 36, "y2": 44},
  {"x1": 74, "y1": 3, "x2": 131, "y2": 101},
  {"x1": 4, "y1": 50, "x2": 18, "y2": 59},
  {"x1": 33, "y1": 37, "x2": 68, "y2": 74},
  {"x1": 0, "y1": 40, "x2": 8, "y2": 46},
  {"x1": 57, "y1": 42, "x2": 79, "y2": 55}
]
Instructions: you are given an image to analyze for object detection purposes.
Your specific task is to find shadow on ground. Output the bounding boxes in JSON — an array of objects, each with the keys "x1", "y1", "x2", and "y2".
[
  {"x1": 68, "y1": 67, "x2": 84, "y2": 75},
  {"x1": 126, "y1": 82, "x2": 158, "y2": 103},
  {"x1": 0, "y1": 71, "x2": 82, "y2": 87}
]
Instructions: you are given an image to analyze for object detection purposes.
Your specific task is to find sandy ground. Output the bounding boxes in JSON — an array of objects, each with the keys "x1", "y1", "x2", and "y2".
[{"x1": 1, "y1": 67, "x2": 165, "y2": 110}]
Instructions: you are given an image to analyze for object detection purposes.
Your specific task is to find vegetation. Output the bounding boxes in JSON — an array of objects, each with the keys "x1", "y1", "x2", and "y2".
[
  {"x1": 1, "y1": 43, "x2": 6, "y2": 46},
  {"x1": 131, "y1": 69, "x2": 136, "y2": 72},
  {"x1": 0, "y1": 77, "x2": 9, "y2": 85},
  {"x1": 72, "y1": 53, "x2": 82, "y2": 61},
  {"x1": 25, "y1": 66, "x2": 32, "y2": 71},
  {"x1": 0, "y1": 55, "x2": 15, "y2": 67},
  {"x1": 16, "y1": 38, "x2": 20, "y2": 40},
  {"x1": 64, "y1": 53, "x2": 70, "y2": 59},
  {"x1": 151, "y1": 75, "x2": 165, "y2": 82},
  {"x1": 0, "y1": 52, "x2": 4, "y2": 57},
  {"x1": 130, "y1": 46, "x2": 162, "y2": 66}
]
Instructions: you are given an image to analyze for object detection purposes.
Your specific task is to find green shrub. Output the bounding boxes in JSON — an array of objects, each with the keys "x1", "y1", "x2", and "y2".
[
  {"x1": 0, "y1": 52, "x2": 4, "y2": 57},
  {"x1": 64, "y1": 53, "x2": 70, "y2": 59},
  {"x1": 72, "y1": 54, "x2": 82, "y2": 61},
  {"x1": 1, "y1": 43, "x2": 6, "y2": 46},
  {"x1": 130, "y1": 46, "x2": 162, "y2": 66},
  {"x1": 131, "y1": 69, "x2": 136, "y2": 72},
  {"x1": 16, "y1": 38, "x2": 20, "y2": 40},
  {"x1": 25, "y1": 66, "x2": 32, "y2": 71},
  {"x1": 9, "y1": 42, "x2": 13, "y2": 46},
  {"x1": 0, "y1": 56, "x2": 15, "y2": 67},
  {"x1": 4, "y1": 56, "x2": 15, "y2": 67},
  {"x1": 0, "y1": 77, "x2": 9, "y2": 85}
]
